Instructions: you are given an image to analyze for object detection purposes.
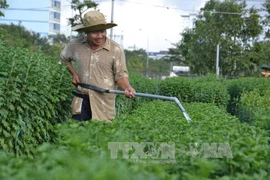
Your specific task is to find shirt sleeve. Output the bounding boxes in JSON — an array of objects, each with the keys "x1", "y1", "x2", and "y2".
[
  {"x1": 60, "y1": 41, "x2": 74, "y2": 62},
  {"x1": 114, "y1": 47, "x2": 128, "y2": 82}
]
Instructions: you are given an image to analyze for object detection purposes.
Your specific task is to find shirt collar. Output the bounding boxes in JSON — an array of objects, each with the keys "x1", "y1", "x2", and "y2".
[{"x1": 82, "y1": 36, "x2": 111, "y2": 51}]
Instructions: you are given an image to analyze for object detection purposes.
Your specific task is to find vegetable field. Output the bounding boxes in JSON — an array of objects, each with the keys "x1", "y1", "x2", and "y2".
[{"x1": 1, "y1": 38, "x2": 270, "y2": 179}]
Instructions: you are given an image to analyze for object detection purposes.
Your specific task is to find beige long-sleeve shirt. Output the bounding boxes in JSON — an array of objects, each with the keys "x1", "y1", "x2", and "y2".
[{"x1": 60, "y1": 36, "x2": 128, "y2": 122}]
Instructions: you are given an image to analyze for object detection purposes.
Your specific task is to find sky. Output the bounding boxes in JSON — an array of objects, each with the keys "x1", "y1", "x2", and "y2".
[
  {"x1": 1, "y1": 0, "x2": 263, "y2": 52},
  {"x1": 60, "y1": 0, "x2": 209, "y2": 52}
]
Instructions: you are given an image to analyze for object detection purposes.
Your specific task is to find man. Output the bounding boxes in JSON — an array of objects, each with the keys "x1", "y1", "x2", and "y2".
[{"x1": 60, "y1": 11, "x2": 136, "y2": 122}]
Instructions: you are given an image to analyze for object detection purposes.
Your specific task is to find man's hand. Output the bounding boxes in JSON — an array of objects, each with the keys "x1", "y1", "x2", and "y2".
[
  {"x1": 72, "y1": 73, "x2": 80, "y2": 86},
  {"x1": 61, "y1": 59, "x2": 81, "y2": 86},
  {"x1": 117, "y1": 77, "x2": 136, "y2": 98},
  {"x1": 125, "y1": 87, "x2": 136, "y2": 98}
]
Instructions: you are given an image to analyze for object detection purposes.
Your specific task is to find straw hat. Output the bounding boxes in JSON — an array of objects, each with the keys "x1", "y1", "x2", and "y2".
[{"x1": 72, "y1": 11, "x2": 117, "y2": 32}]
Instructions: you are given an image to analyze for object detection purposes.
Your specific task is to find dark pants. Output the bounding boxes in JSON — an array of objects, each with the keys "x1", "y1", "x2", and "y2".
[{"x1": 72, "y1": 92, "x2": 92, "y2": 121}]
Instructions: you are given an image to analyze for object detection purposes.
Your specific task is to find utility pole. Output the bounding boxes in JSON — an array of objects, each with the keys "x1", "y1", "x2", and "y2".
[
  {"x1": 70, "y1": 3, "x2": 74, "y2": 41},
  {"x1": 216, "y1": 44, "x2": 220, "y2": 76},
  {"x1": 146, "y1": 36, "x2": 149, "y2": 77},
  {"x1": 110, "y1": 0, "x2": 115, "y2": 40}
]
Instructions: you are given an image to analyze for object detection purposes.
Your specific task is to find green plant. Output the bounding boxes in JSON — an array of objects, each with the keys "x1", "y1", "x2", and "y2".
[
  {"x1": 236, "y1": 89, "x2": 270, "y2": 130},
  {"x1": 0, "y1": 38, "x2": 73, "y2": 156}
]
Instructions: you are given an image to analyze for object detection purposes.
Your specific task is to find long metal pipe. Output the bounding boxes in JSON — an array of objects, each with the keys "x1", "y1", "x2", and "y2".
[{"x1": 77, "y1": 83, "x2": 191, "y2": 122}]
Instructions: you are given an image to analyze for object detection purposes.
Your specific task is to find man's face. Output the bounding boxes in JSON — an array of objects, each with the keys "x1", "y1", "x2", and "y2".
[{"x1": 87, "y1": 29, "x2": 107, "y2": 47}]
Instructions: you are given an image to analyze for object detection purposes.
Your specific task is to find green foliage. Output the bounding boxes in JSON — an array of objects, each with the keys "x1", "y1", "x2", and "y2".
[
  {"x1": 0, "y1": 0, "x2": 9, "y2": 17},
  {"x1": 237, "y1": 89, "x2": 270, "y2": 130},
  {"x1": 159, "y1": 75, "x2": 229, "y2": 108},
  {"x1": 115, "y1": 72, "x2": 159, "y2": 115},
  {"x1": 1, "y1": 101, "x2": 269, "y2": 179},
  {"x1": 226, "y1": 77, "x2": 270, "y2": 115},
  {"x1": 219, "y1": 170, "x2": 269, "y2": 180},
  {"x1": 251, "y1": 41, "x2": 270, "y2": 67},
  {"x1": 169, "y1": 0, "x2": 264, "y2": 76},
  {"x1": 148, "y1": 58, "x2": 171, "y2": 78},
  {"x1": 0, "y1": 24, "x2": 43, "y2": 51},
  {"x1": 68, "y1": 0, "x2": 98, "y2": 28},
  {"x1": 262, "y1": 0, "x2": 270, "y2": 38},
  {"x1": 0, "y1": 26, "x2": 270, "y2": 179},
  {"x1": 116, "y1": 101, "x2": 270, "y2": 179},
  {"x1": 125, "y1": 49, "x2": 171, "y2": 78},
  {"x1": 0, "y1": 24, "x2": 67, "y2": 59},
  {"x1": 0, "y1": 38, "x2": 73, "y2": 156},
  {"x1": 48, "y1": 34, "x2": 70, "y2": 45},
  {"x1": 192, "y1": 78, "x2": 229, "y2": 107},
  {"x1": 159, "y1": 77, "x2": 194, "y2": 101},
  {"x1": 125, "y1": 49, "x2": 145, "y2": 73}
]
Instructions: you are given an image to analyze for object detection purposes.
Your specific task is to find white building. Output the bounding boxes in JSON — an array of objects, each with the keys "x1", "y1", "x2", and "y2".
[
  {"x1": 0, "y1": 0, "x2": 61, "y2": 36},
  {"x1": 181, "y1": 13, "x2": 197, "y2": 29}
]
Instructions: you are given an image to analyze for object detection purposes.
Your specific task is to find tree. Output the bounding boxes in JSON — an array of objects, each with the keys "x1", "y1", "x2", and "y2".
[
  {"x1": 124, "y1": 49, "x2": 171, "y2": 78},
  {"x1": 169, "y1": 0, "x2": 262, "y2": 76},
  {"x1": 68, "y1": 0, "x2": 98, "y2": 28},
  {"x1": 125, "y1": 49, "x2": 146, "y2": 74},
  {"x1": 262, "y1": 0, "x2": 270, "y2": 39},
  {"x1": 0, "y1": 23, "x2": 69, "y2": 59},
  {"x1": 0, "y1": 23, "x2": 41, "y2": 51},
  {"x1": 148, "y1": 58, "x2": 171, "y2": 78},
  {"x1": 48, "y1": 34, "x2": 70, "y2": 45},
  {"x1": 164, "y1": 43, "x2": 186, "y2": 70},
  {"x1": 0, "y1": 0, "x2": 8, "y2": 17}
]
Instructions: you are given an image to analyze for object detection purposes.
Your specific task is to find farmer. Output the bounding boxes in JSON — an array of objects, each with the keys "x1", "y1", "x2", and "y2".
[{"x1": 60, "y1": 10, "x2": 136, "y2": 122}]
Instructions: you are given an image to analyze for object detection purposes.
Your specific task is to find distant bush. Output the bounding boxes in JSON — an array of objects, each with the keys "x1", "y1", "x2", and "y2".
[
  {"x1": 226, "y1": 77, "x2": 270, "y2": 115},
  {"x1": 159, "y1": 75, "x2": 229, "y2": 108},
  {"x1": 236, "y1": 89, "x2": 270, "y2": 130},
  {"x1": 115, "y1": 72, "x2": 159, "y2": 115}
]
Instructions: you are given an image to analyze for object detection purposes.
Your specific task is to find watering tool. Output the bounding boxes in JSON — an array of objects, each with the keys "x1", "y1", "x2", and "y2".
[{"x1": 75, "y1": 83, "x2": 191, "y2": 122}]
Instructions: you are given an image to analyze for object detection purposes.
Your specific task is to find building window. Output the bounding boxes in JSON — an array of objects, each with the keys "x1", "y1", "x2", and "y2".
[
  {"x1": 54, "y1": 12, "x2": 61, "y2": 19},
  {"x1": 52, "y1": 0, "x2": 61, "y2": 8},
  {"x1": 53, "y1": 23, "x2": 60, "y2": 31}
]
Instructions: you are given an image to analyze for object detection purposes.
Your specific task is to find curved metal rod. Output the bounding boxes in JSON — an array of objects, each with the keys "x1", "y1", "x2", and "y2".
[{"x1": 77, "y1": 83, "x2": 191, "y2": 122}]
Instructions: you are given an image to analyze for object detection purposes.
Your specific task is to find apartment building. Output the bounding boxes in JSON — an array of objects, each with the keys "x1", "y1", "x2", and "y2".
[{"x1": 0, "y1": 0, "x2": 61, "y2": 36}]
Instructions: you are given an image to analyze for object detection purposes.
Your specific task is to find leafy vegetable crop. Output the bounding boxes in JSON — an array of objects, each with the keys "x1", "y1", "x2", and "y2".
[
  {"x1": 0, "y1": 38, "x2": 73, "y2": 156},
  {"x1": 1, "y1": 101, "x2": 269, "y2": 179}
]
